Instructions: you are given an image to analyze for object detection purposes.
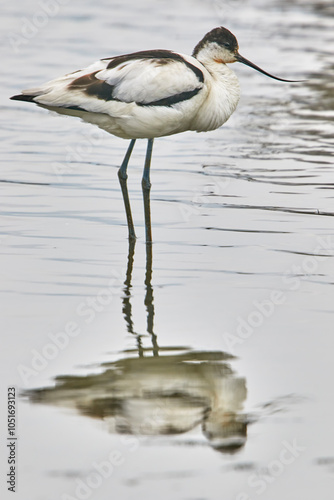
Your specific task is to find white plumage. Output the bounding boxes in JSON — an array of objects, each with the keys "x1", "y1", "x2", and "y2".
[{"x1": 11, "y1": 26, "x2": 295, "y2": 241}]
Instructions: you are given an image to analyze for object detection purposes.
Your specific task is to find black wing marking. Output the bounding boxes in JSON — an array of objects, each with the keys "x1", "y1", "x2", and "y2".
[{"x1": 103, "y1": 50, "x2": 204, "y2": 84}]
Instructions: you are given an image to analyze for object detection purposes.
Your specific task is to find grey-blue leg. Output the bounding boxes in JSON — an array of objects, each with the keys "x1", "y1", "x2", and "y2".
[
  {"x1": 142, "y1": 139, "x2": 154, "y2": 190},
  {"x1": 118, "y1": 139, "x2": 136, "y2": 240},
  {"x1": 142, "y1": 139, "x2": 154, "y2": 243}
]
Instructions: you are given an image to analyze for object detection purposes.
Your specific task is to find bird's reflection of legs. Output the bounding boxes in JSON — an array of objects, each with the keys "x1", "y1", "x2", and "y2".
[
  {"x1": 122, "y1": 238, "x2": 145, "y2": 356},
  {"x1": 144, "y1": 242, "x2": 158, "y2": 356},
  {"x1": 121, "y1": 237, "x2": 159, "y2": 357},
  {"x1": 118, "y1": 138, "x2": 154, "y2": 243}
]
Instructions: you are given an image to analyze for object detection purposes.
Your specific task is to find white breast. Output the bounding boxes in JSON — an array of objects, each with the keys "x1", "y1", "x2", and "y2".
[{"x1": 190, "y1": 62, "x2": 240, "y2": 133}]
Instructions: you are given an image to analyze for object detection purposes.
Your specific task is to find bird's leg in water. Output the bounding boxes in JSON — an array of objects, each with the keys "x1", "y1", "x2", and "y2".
[
  {"x1": 142, "y1": 139, "x2": 154, "y2": 244},
  {"x1": 118, "y1": 139, "x2": 136, "y2": 240}
]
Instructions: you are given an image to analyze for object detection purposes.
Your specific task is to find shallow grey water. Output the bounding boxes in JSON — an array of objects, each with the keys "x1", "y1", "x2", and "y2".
[{"x1": 1, "y1": 1, "x2": 334, "y2": 499}]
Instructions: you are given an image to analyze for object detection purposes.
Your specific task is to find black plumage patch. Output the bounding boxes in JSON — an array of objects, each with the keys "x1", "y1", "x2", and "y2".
[
  {"x1": 69, "y1": 71, "x2": 116, "y2": 101},
  {"x1": 137, "y1": 88, "x2": 201, "y2": 107},
  {"x1": 84, "y1": 80, "x2": 116, "y2": 101},
  {"x1": 68, "y1": 71, "x2": 99, "y2": 87},
  {"x1": 10, "y1": 94, "x2": 36, "y2": 102}
]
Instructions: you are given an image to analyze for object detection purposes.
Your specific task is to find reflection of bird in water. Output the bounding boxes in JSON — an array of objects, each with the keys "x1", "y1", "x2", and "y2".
[
  {"x1": 26, "y1": 348, "x2": 247, "y2": 452},
  {"x1": 24, "y1": 240, "x2": 248, "y2": 453},
  {"x1": 11, "y1": 27, "x2": 296, "y2": 242}
]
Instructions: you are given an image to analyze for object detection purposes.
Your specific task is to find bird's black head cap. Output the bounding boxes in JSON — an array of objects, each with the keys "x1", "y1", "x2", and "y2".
[{"x1": 192, "y1": 27, "x2": 238, "y2": 57}]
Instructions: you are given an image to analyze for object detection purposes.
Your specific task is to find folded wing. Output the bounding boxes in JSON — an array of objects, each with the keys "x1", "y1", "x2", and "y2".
[{"x1": 12, "y1": 50, "x2": 205, "y2": 112}]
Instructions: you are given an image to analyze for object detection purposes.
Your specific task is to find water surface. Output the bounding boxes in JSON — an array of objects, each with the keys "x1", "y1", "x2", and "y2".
[{"x1": 1, "y1": 1, "x2": 334, "y2": 499}]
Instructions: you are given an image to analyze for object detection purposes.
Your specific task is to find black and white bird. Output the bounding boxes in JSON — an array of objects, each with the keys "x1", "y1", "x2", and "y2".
[{"x1": 11, "y1": 26, "x2": 296, "y2": 241}]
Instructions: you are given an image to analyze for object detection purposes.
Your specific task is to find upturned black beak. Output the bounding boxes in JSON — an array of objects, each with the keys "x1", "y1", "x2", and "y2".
[{"x1": 235, "y1": 53, "x2": 300, "y2": 83}]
